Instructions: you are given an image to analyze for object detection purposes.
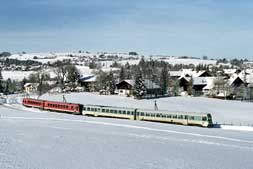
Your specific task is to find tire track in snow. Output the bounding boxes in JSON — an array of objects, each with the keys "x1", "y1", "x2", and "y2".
[{"x1": 2, "y1": 116, "x2": 253, "y2": 144}]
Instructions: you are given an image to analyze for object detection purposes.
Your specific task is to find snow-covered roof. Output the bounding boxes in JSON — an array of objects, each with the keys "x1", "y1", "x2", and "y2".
[
  {"x1": 79, "y1": 75, "x2": 96, "y2": 82},
  {"x1": 124, "y1": 80, "x2": 134, "y2": 86},
  {"x1": 228, "y1": 74, "x2": 244, "y2": 86},
  {"x1": 175, "y1": 69, "x2": 209, "y2": 79},
  {"x1": 193, "y1": 77, "x2": 216, "y2": 90},
  {"x1": 193, "y1": 77, "x2": 207, "y2": 85},
  {"x1": 224, "y1": 69, "x2": 237, "y2": 75},
  {"x1": 144, "y1": 80, "x2": 160, "y2": 89},
  {"x1": 24, "y1": 83, "x2": 39, "y2": 88},
  {"x1": 118, "y1": 79, "x2": 160, "y2": 89},
  {"x1": 169, "y1": 71, "x2": 182, "y2": 77},
  {"x1": 202, "y1": 77, "x2": 216, "y2": 90}
]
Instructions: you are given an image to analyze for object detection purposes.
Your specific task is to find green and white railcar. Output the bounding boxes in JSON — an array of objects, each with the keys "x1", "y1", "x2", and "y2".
[
  {"x1": 83, "y1": 105, "x2": 136, "y2": 120},
  {"x1": 82, "y1": 105, "x2": 213, "y2": 127},
  {"x1": 136, "y1": 109, "x2": 212, "y2": 127}
]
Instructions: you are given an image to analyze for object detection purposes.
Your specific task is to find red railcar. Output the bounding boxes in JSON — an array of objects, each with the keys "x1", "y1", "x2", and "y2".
[
  {"x1": 22, "y1": 98, "x2": 45, "y2": 109},
  {"x1": 44, "y1": 100, "x2": 83, "y2": 115},
  {"x1": 22, "y1": 98, "x2": 83, "y2": 115}
]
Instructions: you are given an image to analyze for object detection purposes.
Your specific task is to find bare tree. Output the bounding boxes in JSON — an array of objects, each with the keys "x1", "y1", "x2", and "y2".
[{"x1": 53, "y1": 61, "x2": 67, "y2": 91}]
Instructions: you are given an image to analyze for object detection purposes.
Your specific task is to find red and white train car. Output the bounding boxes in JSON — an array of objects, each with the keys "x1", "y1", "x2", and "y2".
[{"x1": 22, "y1": 98, "x2": 83, "y2": 115}]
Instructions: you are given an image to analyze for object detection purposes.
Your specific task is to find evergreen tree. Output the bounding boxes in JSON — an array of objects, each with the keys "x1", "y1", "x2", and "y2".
[
  {"x1": 160, "y1": 64, "x2": 169, "y2": 95},
  {"x1": 187, "y1": 77, "x2": 193, "y2": 96},
  {"x1": 95, "y1": 70, "x2": 108, "y2": 91},
  {"x1": 124, "y1": 62, "x2": 132, "y2": 79},
  {"x1": 139, "y1": 56, "x2": 146, "y2": 77},
  {"x1": 21, "y1": 78, "x2": 28, "y2": 91},
  {"x1": 107, "y1": 71, "x2": 116, "y2": 94},
  {"x1": 66, "y1": 65, "x2": 80, "y2": 85},
  {"x1": 4, "y1": 78, "x2": 12, "y2": 94},
  {"x1": 0, "y1": 68, "x2": 3, "y2": 92},
  {"x1": 133, "y1": 73, "x2": 146, "y2": 99},
  {"x1": 119, "y1": 66, "x2": 126, "y2": 81}
]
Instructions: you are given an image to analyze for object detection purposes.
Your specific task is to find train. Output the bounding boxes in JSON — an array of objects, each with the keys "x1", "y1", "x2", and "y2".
[
  {"x1": 22, "y1": 98, "x2": 83, "y2": 115},
  {"x1": 22, "y1": 98, "x2": 213, "y2": 127}
]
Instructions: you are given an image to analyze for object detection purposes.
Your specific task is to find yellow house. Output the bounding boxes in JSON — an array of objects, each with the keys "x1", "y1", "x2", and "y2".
[{"x1": 24, "y1": 83, "x2": 38, "y2": 94}]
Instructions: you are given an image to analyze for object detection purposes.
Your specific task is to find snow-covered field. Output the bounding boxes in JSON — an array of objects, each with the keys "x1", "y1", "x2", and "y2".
[
  {"x1": 35, "y1": 92, "x2": 253, "y2": 126},
  {"x1": 158, "y1": 57, "x2": 217, "y2": 66},
  {"x1": 0, "y1": 103, "x2": 253, "y2": 169},
  {"x1": 2, "y1": 71, "x2": 35, "y2": 81}
]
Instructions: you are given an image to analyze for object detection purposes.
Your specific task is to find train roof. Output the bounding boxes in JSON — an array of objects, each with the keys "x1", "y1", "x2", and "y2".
[
  {"x1": 137, "y1": 108, "x2": 211, "y2": 116},
  {"x1": 84, "y1": 104, "x2": 211, "y2": 116},
  {"x1": 23, "y1": 98, "x2": 82, "y2": 105},
  {"x1": 84, "y1": 104, "x2": 136, "y2": 110}
]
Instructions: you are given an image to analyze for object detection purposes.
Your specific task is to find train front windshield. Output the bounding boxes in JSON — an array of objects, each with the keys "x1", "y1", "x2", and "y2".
[{"x1": 207, "y1": 114, "x2": 213, "y2": 125}]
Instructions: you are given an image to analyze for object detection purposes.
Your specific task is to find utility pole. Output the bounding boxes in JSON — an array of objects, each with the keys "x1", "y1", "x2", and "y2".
[
  {"x1": 63, "y1": 95, "x2": 67, "y2": 103},
  {"x1": 154, "y1": 100, "x2": 158, "y2": 110}
]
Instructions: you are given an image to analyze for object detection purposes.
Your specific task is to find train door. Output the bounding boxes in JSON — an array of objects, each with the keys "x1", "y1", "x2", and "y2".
[
  {"x1": 78, "y1": 104, "x2": 83, "y2": 115},
  {"x1": 185, "y1": 115, "x2": 188, "y2": 125},
  {"x1": 133, "y1": 109, "x2": 138, "y2": 120},
  {"x1": 42, "y1": 101, "x2": 45, "y2": 110},
  {"x1": 207, "y1": 114, "x2": 213, "y2": 127}
]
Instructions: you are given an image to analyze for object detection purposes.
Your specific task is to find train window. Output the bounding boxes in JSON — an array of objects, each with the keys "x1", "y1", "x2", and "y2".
[
  {"x1": 87, "y1": 107, "x2": 90, "y2": 111},
  {"x1": 83, "y1": 107, "x2": 86, "y2": 111},
  {"x1": 173, "y1": 115, "x2": 177, "y2": 119},
  {"x1": 178, "y1": 115, "x2": 183, "y2": 119},
  {"x1": 97, "y1": 108, "x2": 100, "y2": 112},
  {"x1": 110, "y1": 109, "x2": 114, "y2": 113},
  {"x1": 106, "y1": 109, "x2": 109, "y2": 113},
  {"x1": 156, "y1": 114, "x2": 160, "y2": 117},
  {"x1": 184, "y1": 115, "x2": 188, "y2": 119},
  {"x1": 114, "y1": 110, "x2": 117, "y2": 113},
  {"x1": 119, "y1": 110, "x2": 122, "y2": 114},
  {"x1": 123, "y1": 111, "x2": 126, "y2": 114},
  {"x1": 196, "y1": 116, "x2": 201, "y2": 121},
  {"x1": 141, "y1": 112, "x2": 144, "y2": 116},
  {"x1": 127, "y1": 111, "x2": 130, "y2": 115},
  {"x1": 102, "y1": 109, "x2": 105, "y2": 112},
  {"x1": 167, "y1": 115, "x2": 171, "y2": 118},
  {"x1": 91, "y1": 108, "x2": 94, "y2": 111},
  {"x1": 202, "y1": 117, "x2": 207, "y2": 121},
  {"x1": 146, "y1": 113, "x2": 150, "y2": 117},
  {"x1": 189, "y1": 116, "x2": 194, "y2": 120}
]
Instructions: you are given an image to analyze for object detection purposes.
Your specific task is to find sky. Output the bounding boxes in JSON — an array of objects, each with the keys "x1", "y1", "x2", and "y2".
[{"x1": 1, "y1": 0, "x2": 253, "y2": 58}]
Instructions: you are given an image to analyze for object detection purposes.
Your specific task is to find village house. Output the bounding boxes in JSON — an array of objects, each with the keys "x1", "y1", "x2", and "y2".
[
  {"x1": 116, "y1": 79, "x2": 161, "y2": 97},
  {"x1": 79, "y1": 75, "x2": 96, "y2": 92},
  {"x1": 24, "y1": 83, "x2": 39, "y2": 94},
  {"x1": 175, "y1": 69, "x2": 213, "y2": 95}
]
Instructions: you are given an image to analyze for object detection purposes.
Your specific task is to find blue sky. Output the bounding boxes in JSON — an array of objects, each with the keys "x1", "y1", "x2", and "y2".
[{"x1": 1, "y1": 0, "x2": 253, "y2": 58}]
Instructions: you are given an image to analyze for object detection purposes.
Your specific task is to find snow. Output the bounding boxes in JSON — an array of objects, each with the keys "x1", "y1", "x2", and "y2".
[
  {"x1": 220, "y1": 125, "x2": 253, "y2": 132},
  {"x1": 36, "y1": 92, "x2": 253, "y2": 126},
  {"x1": 0, "y1": 103, "x2": 253, "y2": 169},
  {"x1": 1, "y1": 93, "x2": 253, "y2": 169},
  {"x1": 8, "y1": 52, "x2": 81, "y2": 64},
  {"x1": 158, "y1": 57, "x2": 216, "y2": 66},
  {"x1": 2, "y1": 71, "x2": 35, "y2": 81}
]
